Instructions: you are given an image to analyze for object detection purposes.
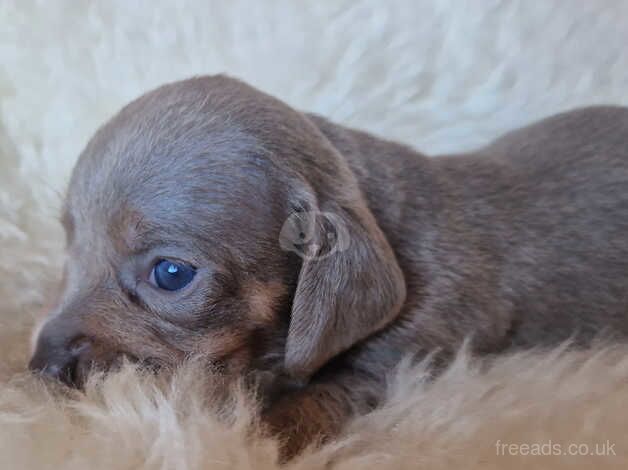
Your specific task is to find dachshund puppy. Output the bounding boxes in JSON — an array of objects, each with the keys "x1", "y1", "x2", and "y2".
[{"x1": 29, "y1": 76, "x2": 628, "y2": 458}]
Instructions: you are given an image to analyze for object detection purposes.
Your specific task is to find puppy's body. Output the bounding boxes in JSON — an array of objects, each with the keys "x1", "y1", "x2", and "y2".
[
  {"x1": 267, "y1": 108, "x2": 628, "y2": 452},
  {"x1": 29, "y1": 76, "x2": 628, "y2": 458},
  {"x1": 315, "y1": 108, "x2": 628, "y2": 356}
]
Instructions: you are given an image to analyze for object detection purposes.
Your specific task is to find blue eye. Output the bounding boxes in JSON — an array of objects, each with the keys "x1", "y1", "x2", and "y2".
[{"x1": 152, "y1": 260, "x2": 196, "y2": 291}]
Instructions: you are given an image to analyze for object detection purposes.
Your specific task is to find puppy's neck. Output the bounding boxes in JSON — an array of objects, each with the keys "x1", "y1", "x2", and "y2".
[{"x1": 306, "y1": 113, "x2": 442, "y2": 249}]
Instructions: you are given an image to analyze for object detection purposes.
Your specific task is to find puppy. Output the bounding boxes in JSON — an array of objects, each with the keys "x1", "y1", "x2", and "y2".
[{"x1": 29, "y1": 75, "x2": 628, "y2": 458}]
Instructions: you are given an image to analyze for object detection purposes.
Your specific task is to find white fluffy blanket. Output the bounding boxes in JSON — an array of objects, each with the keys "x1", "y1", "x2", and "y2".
[{"x1": 1, "y1": 1, "x2": 628, "y2": 468}]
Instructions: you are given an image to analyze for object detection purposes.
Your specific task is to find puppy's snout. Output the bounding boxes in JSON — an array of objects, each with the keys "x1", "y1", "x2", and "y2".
[{"x1": 29, "y1": 325, "x2": 93, "y2": 388}]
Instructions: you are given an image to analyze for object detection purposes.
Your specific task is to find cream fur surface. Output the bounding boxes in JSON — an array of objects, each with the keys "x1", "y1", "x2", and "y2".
[{"x1": 1, "y1": 1, "x2": 628, "y2": 468}]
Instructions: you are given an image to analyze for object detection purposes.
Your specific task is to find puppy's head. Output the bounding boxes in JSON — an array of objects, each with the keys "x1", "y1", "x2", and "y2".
[{"x1": 29, "y1": 76, "x2": 405, "y2": 389}]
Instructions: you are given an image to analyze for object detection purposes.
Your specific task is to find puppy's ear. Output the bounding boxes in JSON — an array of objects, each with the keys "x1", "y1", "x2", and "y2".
[{"x1": 282, "y1": 183, "x2": 406, "y2": 381}]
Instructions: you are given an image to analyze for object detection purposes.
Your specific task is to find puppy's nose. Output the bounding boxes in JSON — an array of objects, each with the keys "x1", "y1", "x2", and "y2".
[{"x1": 29, "y1": 332, "x2": 92, "y2": 388}]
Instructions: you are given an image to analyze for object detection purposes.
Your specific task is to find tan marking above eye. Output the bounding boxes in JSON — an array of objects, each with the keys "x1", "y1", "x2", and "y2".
[{"x1": 107, "y1": 208, "x2": 147, "y2": 253}]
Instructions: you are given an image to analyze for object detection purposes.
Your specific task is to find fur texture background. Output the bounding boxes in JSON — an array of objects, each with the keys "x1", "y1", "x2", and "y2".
[{"x1": 1, "y1": 1, "x2": 628, "y2": 468}]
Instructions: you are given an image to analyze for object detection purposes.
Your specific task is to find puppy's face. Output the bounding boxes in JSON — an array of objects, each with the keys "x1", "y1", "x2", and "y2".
[{"x1": 29, "y1": 76, "x2": 406, "y2": 389}]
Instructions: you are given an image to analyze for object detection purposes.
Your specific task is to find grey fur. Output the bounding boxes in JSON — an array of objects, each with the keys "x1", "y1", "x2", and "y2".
[{"x1": 29, "y1": 76, "x2": 628, "y2": 458}]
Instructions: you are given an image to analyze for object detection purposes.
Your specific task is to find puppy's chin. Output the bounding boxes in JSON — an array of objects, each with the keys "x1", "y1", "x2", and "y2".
[{"x1": 71, "y1": 353, "x2": 148, "y2": 390}]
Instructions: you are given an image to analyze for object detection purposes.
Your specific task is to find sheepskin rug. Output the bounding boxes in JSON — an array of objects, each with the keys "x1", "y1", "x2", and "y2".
[{"x1": 2, "y1": 1, "x2": 628, "y2": 468}]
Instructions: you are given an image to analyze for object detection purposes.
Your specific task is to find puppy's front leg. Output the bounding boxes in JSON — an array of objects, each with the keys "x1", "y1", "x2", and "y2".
[{"x1": 262, "y1": 373, "x2": 378, "y2": 461}]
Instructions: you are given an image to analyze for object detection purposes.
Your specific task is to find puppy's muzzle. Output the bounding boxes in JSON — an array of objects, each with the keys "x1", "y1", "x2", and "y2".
[{"x1": 28, "y1": 319, "x2": 93, "y2": 388}]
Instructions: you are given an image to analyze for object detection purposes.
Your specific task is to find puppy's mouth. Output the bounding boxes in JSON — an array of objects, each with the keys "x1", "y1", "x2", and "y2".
[
  {"x1": 31, "y1": 347, "x2": 161, "y2": 390},
  {"x1": 69, "y1": 353, "x2": 137, "y2": 390}
]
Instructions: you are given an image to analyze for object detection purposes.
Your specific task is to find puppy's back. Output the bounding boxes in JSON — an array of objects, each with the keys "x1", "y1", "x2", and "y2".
[{"x1": 471, "y1": 106, "x2": 628, "y2": 346}]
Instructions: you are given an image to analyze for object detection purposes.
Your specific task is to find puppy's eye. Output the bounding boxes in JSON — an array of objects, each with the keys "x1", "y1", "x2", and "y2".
[{"x1": 151, "y1": 260, "x2": 196, "y2": 291}]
